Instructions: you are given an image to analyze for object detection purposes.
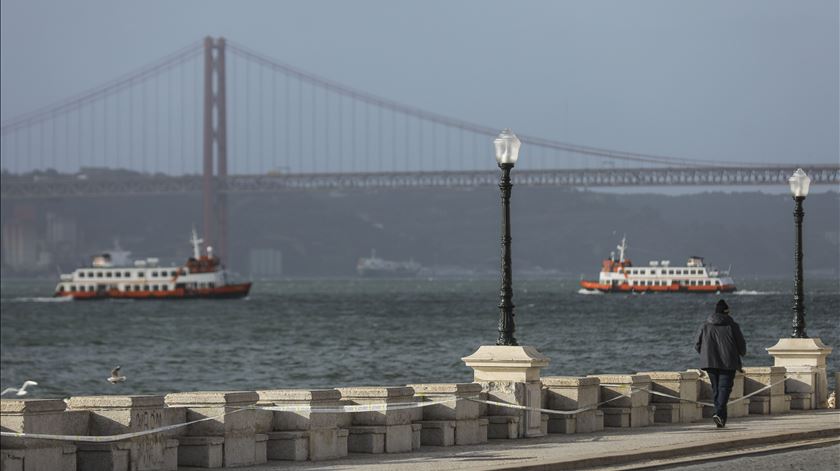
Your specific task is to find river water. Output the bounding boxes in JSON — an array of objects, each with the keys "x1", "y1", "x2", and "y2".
[{"x1": 1, "y1": 278, "x2": 838, "y2": 398}]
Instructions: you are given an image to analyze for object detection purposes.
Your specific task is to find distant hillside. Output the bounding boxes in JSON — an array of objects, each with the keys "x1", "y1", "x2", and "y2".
[{"x1": 3, "y1": 188, "x2": 838, "y2": 278}]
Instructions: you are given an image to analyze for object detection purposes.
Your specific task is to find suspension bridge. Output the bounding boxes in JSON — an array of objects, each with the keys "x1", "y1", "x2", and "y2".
[{"x1": 2, "y1": 37, "x2": 838, "y2": 257}]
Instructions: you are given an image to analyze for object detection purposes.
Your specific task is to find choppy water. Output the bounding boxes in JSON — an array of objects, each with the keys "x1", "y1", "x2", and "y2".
[{"x1": 1, "y1": 278, "x2": 838, "y2": 399}]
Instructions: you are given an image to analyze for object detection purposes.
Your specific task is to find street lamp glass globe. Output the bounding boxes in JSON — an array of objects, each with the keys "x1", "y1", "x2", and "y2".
[
  {"x1": 788, "y1": 168, "x2": 811, "y2": 197},
  {"x1": 494, "y1": 129, "x2": 521, "y2": 165}
]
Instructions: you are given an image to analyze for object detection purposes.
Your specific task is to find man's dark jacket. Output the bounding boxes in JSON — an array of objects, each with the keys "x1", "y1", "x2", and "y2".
[{"x1": 694, "y1": 312, "x2": 747, "y2": 371}]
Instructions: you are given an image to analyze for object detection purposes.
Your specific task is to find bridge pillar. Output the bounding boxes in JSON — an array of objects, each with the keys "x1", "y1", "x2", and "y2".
[{"x1": 202, "y1": 36, "x2": 228, "y2": 260}]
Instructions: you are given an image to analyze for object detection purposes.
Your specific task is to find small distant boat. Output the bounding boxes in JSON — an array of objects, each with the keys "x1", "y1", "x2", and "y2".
[
  {"x1": 356, "y1": 249, "x2": 421, "y2": 278},
  {"x1": 53, "y1": 229, "x2": 251, "y2": 300},
  {"x1": 579, "y1": 236, "x2": 736, "y2": 293}
]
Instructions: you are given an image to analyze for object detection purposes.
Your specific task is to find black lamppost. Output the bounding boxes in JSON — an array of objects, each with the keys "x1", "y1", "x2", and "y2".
[
  {"x1": 788, "y1": 168, "x2": 811, "y2": 338},
  {"x1": 494, "y1": 129, "x2": 521, "y2": 346}
]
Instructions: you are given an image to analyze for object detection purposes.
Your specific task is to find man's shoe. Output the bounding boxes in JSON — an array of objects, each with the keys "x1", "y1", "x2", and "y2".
[{"x1": 712, "y1": 415, "x2": 724, "y2": 428}]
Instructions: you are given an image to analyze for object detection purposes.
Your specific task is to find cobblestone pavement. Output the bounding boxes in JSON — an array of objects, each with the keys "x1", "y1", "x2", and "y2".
[{"x1": 659, "y1": 443, "x2": 840, "y2": 471}]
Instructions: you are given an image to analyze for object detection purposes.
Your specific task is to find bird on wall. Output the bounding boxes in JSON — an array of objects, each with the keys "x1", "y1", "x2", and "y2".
[
  {"x1": 1, "y1": 380, "x2": 38, "y2": 396},
  {"x1": 108, "y1": 366, "x2": 127, "y2": 384}
]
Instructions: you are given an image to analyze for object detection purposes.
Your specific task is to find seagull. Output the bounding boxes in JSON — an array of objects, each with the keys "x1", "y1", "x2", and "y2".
[
  {"x1": 107, "y1": 366, "x2": 126, "y2": 384},
  {"x1": 1, "y1": 380, "x2": 38, "y2": 396}
]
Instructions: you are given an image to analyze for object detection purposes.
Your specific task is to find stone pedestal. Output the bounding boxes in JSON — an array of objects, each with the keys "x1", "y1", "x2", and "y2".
[
  {"x1": 541, "y1": 376, "x2": 604, "y2": 433},
  {"x1": 742, "y1": 367, "x2": 790, "y2": 415},
  {"x1": 164, "y1": 391, "x2": 259, "y2": 468},
  {"x1": 462, "y1": 345, "x2": 549, "y2": 438},
  {"x1": 698, "y1": 370, "x2": 749, "y2": 418},
  {"x1": 767, "y1": 338, "x2": 833, "y2": 409},
  {"x1": 408, "y1": 383, "x2": 486, "y2": 446},
  {"x1": 637, "y1": 371, "x2": 702, "y2": 424},
  {"x1": 256, "y1": 389, "x2": 348, "y2": 461},
  {"x1": 66, "y1": 395, "x2": 170, "y2": 471},
  {"x1": 336, "y1": 387, "x2": 416, "y2": 454},
  {"x1": 588, "y1": 375, "x2": 654, "y2": 428},
  {"x1": 1, "y1": 399, "x2": 85, "y2": 471}
]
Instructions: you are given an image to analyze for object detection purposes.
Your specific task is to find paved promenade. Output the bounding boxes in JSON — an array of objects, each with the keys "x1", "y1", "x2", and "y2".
[{"x1": 226, "y1": 410, "x2": 839, "y2": 471}]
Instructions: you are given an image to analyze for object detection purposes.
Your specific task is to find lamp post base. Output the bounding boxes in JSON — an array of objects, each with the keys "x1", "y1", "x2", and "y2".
[
  {"x1": 766, "y1": 338, "x2": 833, "y2": 408},
  {"x1": 463, "y1": 345, "x2": 550, "y2": 438}
]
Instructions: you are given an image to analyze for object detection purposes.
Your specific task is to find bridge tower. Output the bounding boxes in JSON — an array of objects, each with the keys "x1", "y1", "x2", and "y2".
[{"x1": 202, "y1": 37, "x2": 228, "y2": 260}]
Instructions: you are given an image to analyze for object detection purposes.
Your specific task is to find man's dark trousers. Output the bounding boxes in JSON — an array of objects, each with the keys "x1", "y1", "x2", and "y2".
[{"x1": 706, "y1": 368, "x2": 736, "y2": 422}]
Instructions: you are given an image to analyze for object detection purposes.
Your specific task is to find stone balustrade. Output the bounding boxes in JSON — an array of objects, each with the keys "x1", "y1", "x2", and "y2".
[
  {"x1": 2, "y1": 363, "x2": 833, "y2": 471},
  {"x1": 163, "y1": 391, "x2": 261, "y2": 468},
  {"x1": 335, "y1": 386, "x2": 418, "y2": 454},
  {"x1": 637, "y1": 371, "x2": 702, "y2": 424},
  {"x1": 541, "y1": 376, "x2": 603, "y2": 434},
  {"x1": 588, "y1": 374, "x2": 655, "y2": 428},
  {"x1": 66, "y1": 395, "x2": 175, "y2": 471},
  {"x1": 408, "y1": 383, "x2": 487, "y2": 446},
  {"x1": 1, "y1": 399, "x2": 84, "y2": 471},
  {"x1": 742, "y1": 367, "x2": 791, "y2": 415},
  {"x1": 255, "y1": 389, "x2": 348, "y2": 461}
]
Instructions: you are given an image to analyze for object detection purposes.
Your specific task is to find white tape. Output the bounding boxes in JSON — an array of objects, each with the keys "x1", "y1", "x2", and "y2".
[
  {"x1": 0, "y1": 398, "x2": 456, "y2": 443},
  {"x1": 465, "y1": 391, "x2": 630, "y2": 416},
  {"x1": 626, "y1": 376, "x2": 789, "y2": 407}
]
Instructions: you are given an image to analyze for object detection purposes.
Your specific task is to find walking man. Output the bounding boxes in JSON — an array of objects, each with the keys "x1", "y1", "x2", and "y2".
[{"x1": 695, "y1": 299, "x2": 747, "y2": 428}]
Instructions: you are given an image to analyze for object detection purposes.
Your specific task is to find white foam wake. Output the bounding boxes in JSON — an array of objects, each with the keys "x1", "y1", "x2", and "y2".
[
  {"x1": 8, "y1": 296, "x2": 73, "y2": 303},
  {"x1": 577, "y1": 288, "x2": 604, "y2": 295},
  {"x1": 732, "y1": 290, "x2": 781, "y2": 296}
]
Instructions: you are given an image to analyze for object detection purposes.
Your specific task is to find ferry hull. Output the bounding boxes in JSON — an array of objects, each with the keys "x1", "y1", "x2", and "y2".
[
  {"x1": 580, "y1": 280, "x2": 736, "y2": 294},
  {"x1": 54, "y1": 283, "x2": 252, "y2": 300}
]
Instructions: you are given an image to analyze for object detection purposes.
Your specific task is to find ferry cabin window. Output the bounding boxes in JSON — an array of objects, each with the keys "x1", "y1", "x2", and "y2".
[
  {"x1": 96, "y1": 272, "x2": 103, "y2": 278},
  {"x1": 59, "y1": 286, "x2": 65, "y2": 292},
  {"x1": 79, "y1": 272, "x2": 85, "y2": 278},
  {"x1": 152, "y1": 271, "x2": 158, "y2": 277},
  {"x1": 124, "y1": 271, "x2": 130, "y2": 277},
  {"x1": 138, "y1": 271, "x2": 144, "y2": 277},
  {"x1": 208, "y1": 282, "x2": 214, "y2": 288},
  {"x1": 115, "y1": 272, "x2": 122, "y2": 278},
  {"x1": 135, "y1": 285, "x2": 140, "y2": 291},
  {"x1": 152, "y1": 285, "x2": 159, "y2": 291}
]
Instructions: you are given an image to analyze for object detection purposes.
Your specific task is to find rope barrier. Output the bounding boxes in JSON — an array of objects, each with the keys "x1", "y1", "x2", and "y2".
[{"x1": 0, "y1": 377, "x2": 792, "y2": 443}]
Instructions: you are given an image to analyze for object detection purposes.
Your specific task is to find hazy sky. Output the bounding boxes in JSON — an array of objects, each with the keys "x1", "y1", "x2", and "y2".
[{"x1": 1, "y1": 0, "x2": 838, "y2": 166}]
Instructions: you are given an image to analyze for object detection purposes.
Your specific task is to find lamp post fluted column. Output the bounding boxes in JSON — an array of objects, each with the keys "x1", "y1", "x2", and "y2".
[
  {"x1": 497, "y1": 162, "x2": 517, "y2": 346},
  {"x1": 791, "y1": 195, "x2": 807, "y2": 338}
]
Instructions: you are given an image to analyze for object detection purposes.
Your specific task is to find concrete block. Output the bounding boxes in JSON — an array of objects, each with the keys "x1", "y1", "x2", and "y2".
[
  {"x1": 767, "y1": 337, "x2": 832, "y2": 408},
  {"x1": 266, "y1": 431, "x2": 308, "y2": 461},
  {"x1": 177, "y1": 436, "x2": 223, "y2": 468},
  {"x1": 789, "y1": 392, "x2": 812, "y2": 410},
  {"x1": 652, "y1": 403, "x2": 680, "y2": 424},
  {"x1": 416, "y1": 420, "x2": 455, "y2": 446},
  {"x1": 76, "y1": 443, "x2": 130, "y2": 471},
  {"x1": 547, "y1": 416, "x2": 575, "y2": 434},
  {"x1": 163, "y1": 439, "x2": 178, "y2": 471},
  {"x1": 486, "y1": 416, "x2": 519, "y2": 439},
  {"x1": 346, "y1": 426, "x2": 385, "y2": 454},
  {"x1": 455, "y1": 418, "x2": 487, "y2": 445},
  {"x1": 253, "y1": 433, "x2": 267, "y2": 464},
  {"x1": 308, "y1": 428, "x2": 348, "y2": 461},
  {"x1": 411, "y1": 423, "x2": 421, "y2": 450},
  {"x1": 1, "y1": 449, "x2": 24, "y2": 471}
]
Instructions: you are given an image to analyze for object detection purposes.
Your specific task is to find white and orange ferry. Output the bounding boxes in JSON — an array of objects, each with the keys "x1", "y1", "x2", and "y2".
[
  {"x1": 580, "y1": 236, "x2": 736, "y2": 293},
  {"x1": 54, "y1": 230, "x2": 251, "y2": 300}
]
